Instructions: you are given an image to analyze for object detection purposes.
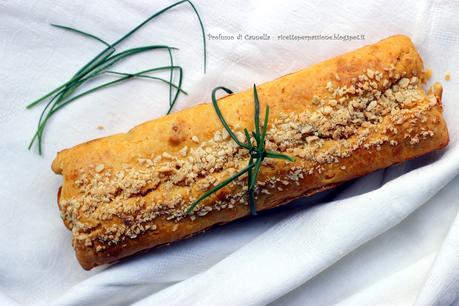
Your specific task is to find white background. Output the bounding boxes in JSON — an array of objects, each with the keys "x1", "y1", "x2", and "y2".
[{"x1": 1, "y1": 0, "x2": 458, "y2": 305}]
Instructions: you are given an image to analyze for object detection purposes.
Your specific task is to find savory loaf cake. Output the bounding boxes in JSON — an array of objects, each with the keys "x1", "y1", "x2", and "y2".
[{"x1": 52, "y1": 35, "x2": 449, "y2": 270}]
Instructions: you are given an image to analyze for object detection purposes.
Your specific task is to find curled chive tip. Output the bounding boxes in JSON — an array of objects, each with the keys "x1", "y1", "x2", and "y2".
[
  {"x1": 186, "y1": 85, "x2": 295, "y2": 216},
  {"x1": 26, "y1": 0, "x2": 207, "y2": 155}
]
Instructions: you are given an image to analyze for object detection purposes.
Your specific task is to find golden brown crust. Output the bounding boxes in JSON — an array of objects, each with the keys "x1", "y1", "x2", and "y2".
[{"x1": 52, "y1": 35, "x2": 449, "y2": 270}]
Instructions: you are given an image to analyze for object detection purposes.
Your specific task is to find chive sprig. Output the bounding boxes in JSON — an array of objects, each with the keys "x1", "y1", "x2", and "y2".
[
  {"x1": 27, "y1": 0, "x2": 206, "y2": 155},
  {"x1": 187, "y1": 85, "x2": 295, "y2": 216}
]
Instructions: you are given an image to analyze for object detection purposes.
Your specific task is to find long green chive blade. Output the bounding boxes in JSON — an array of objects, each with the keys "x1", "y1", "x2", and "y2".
[
  {"x1": 26, "y1": 64, "x2": 99, "y2": 109},
  {"x1": 248, "y1": 188, "x2": 257, "y2": 216},
  {"x1": 73, "y1": 47, "x2": 116, "y2": 80},
  {"x1": 186, "y1": 163, "x2": 255, "y2": 214},
  {"x1": 251, "y1": 131, "x2": 260, "y2": 144},
  {"x1": 67, "y1": 0, "x2": 204, "y2": 82},
  {"x1": 185, "y1": 0, "x2": 207, "y2": 73},
  {"x1": 84, "y1": 46, "x2": 177, "y2": 80},
  {"x1": 27, "y1": 32, "x2": 114, "y2": 110},
  {"x1": 28, "y1": 95, "x2": 57, "y2": 150},
  {"x1": 167, "y1": 48, "x2": 174, "y2": 109},
  {"x1": 51, "y1": 66, "x2": 181, "y2": 114},
  {"x1": 253, "y1": 85, "x2": 261, "y2": 139},
  {"x1": 30, "y1": 47, "x2": 116, "y2": 110},
  {"x1": 111, "y1": 0, "x2": 188, "y2": 46},
  {"x1": 26, "y1": 84, "x2": 66, "y2": 109},
  {"x1": 189, "y1": 85, "x2": 294, "y2": 216},
  {"x1": 247, "y1": 157, "x2": 254, "y2": 183},
  {"x1": 246, "y1": 157, "x2": 257, "y2": 215},
  {"x1": 167, "y1": 66, "x2": 184, "y2": 114},
  {"x1": 96, "y1": 65, "x2": 188, "y2": 114},
  {"x1": 105, "y1": 70, "x2": 187, "y2": 94},
  {"x1": 111, "y1": 0, "x2": 206, "y2": 73},
  {"x1": 247, "y1": 157, "x2": 255, "y2": 190},
  {"x1": 250, "y1": 157, "x2": 263, "y2": 190},
  {"x1": 30, "y1": 82, "x2": 79, "y2": 153},
  {"x1": 48, "y1": 77, "x2": 138, "y2": 117},
  {"x1": 26, "y1": 34, "x2": 113, "y2": 110},
  {"x1": 51, "y1": 23, "x2": 110, "y2": 46},
  {"x1": 260, "y1": 105, "x2": 269, "y2": 149},
  {"x1": 211, "y1": 87, "x2": 251, "y2": 149},
  {"x1": 100, "y1": 46, "x2": 177, "y2": 70}
]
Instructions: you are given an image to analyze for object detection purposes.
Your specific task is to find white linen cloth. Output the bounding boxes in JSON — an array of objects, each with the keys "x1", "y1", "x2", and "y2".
[{"x1": 0, "y1": 0, "x2": 458, "y2": 305}]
